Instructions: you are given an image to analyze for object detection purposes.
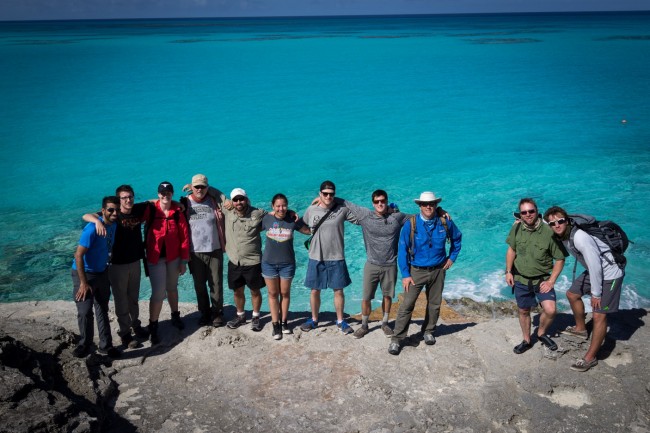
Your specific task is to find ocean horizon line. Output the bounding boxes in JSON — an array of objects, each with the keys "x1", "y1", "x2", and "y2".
[{"x1": 2, "y1": 10, "x2": 650, "y2": 24}]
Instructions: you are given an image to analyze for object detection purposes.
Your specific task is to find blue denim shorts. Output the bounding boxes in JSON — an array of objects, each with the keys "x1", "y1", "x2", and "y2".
[
  {"x1": 304, "y1": 259, "x2": 351, "y2": 290},
  {"x1": 261, "y1": 261, "x2": 296, "y2": 280}
]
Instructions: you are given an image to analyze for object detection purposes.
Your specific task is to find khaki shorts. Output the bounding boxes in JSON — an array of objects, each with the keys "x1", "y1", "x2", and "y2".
[{"x1": 362, "y1": 262, "x2": 397, "y2": 301}]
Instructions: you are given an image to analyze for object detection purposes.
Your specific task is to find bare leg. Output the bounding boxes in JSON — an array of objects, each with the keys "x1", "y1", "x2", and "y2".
[
  {"x1": 280, "y1": 278, "x2": 292, "y2": 322},
  {"x1": 382, "y1": 296, "x2": 392, "y2": 316},
  {"x1": 233, "y1": 287, "x2": 246, "y2": 314},
  {"x1": 250, "y1": 288, "x2": 262, "y2": 314},
  {"x1": 361, "y1": 300, "x2": 372, "y2": 317},
  {"x1": 167, "y1": 289, "x2": 179, "y2": 313},
  {"x1": 518, "y1": 308, "x2": 531, "y2": 343},
  {"x1": 334, "y1": 289, "x2": 345, "y2": 322},
  {"x1": 566, "y1": 291, "x2": 587, "y2": 331},
  {"x1": 310, "y1": 289, "x2": 321, "y2": 321},
  {"x1": 266, "y1": 278, "x2": 280, "y2": 323},
  {"x1": 537, "y1": 300, "x2": 557, "y2": 336},
  {"x1": 585, "y1": 312, "x2": 607, "y2": 362}
]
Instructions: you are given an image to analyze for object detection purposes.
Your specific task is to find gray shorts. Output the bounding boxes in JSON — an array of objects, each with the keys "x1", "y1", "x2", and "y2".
[
  {"x1": 362, "y1": 262, "x2": 397, "y2": 301},
  {"x1": 568, "y1": 272, "x2": 624, "y2": 314}
]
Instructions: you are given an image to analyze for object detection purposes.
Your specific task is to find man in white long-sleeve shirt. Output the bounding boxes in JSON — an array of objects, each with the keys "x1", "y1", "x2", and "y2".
[{"x1": 544, "y1": 206, "x2": 625, "y2": 372}]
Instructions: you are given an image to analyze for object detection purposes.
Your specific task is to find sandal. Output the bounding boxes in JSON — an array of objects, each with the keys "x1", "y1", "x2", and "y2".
[
  {"x1": 513, "y1": 340, "x2": 532, "y2": 354},
  {"x1": 571, "y1": 357, "x2": 598, "y2": 372},
  {"x1": 537, "y1": 334, "x2": 558, "y2": 351}
]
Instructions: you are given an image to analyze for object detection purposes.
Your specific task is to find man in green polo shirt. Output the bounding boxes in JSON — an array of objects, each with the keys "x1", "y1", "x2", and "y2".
[{"x1": 505, "y1": 198, "x2": 567, "y2": 354}]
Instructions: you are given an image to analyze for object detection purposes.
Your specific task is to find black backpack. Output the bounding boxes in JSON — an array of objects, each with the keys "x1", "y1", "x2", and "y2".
[{"x1": 569, "y1": 214, "x2": 630, "y2": 267}]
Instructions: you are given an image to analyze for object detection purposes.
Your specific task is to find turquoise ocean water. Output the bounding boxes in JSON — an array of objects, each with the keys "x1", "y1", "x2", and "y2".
[{"x1": 1, "y1": 12, "x2": 649, "y2": 314}]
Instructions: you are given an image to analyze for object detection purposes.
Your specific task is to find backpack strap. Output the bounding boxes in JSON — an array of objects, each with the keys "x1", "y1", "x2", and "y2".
[{"x1": 407, "y1": 215, "x2": 417, "y2": 262}]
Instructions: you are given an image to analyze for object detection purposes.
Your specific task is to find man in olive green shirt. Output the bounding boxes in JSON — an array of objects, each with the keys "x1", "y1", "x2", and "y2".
[
  {"x1": 223, "y1": 188, "x2": 267, "y2": 332},
  {"x1": 505, "y1": 198, "x2": 567, "y2": 354}
]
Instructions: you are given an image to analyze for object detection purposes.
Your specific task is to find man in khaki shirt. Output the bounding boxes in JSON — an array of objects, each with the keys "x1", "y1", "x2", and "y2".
[{"x1": 223, "y1": 188, "x2": 267, "y2": 332}]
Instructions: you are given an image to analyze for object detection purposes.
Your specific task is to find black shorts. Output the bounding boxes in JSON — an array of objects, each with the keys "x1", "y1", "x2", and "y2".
[{"x1": 227, "y1": 262, "x2": 265, "y2": 291}]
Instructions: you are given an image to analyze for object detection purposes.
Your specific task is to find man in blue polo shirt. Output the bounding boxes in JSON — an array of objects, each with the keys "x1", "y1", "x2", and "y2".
[
  {"x1": 71, "y1": 196, "x2": 121, "y2": 358},
  {"x1": 389, "y1": 191, "x2": 462, "y2": 355}
]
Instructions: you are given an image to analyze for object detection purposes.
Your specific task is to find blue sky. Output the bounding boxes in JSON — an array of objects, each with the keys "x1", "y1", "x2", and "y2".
[{"x1": 1, "y1": 0, "x2": 649, "y2": 21}]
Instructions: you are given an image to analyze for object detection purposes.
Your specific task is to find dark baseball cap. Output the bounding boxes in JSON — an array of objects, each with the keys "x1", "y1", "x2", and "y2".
[
  {"x1": 158, "y1": 181, "x2": 174, "y2": 194},
  {"x1": 320, "y1": 180, "x2": 335, "y2": 192}
]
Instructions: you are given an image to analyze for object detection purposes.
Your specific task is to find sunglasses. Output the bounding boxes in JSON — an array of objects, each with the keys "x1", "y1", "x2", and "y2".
[
  {"x1": 320, "y1": 192, "x2": 335, "y2": 197},
  {"x1": 373, "y1": 199, "x2": 387, "y2": 204},
  {"x1": 419, "y1": 202, "x2": 437, "y2": 208},
  {"x1": 193, "y1": 185, "x2": 206, "y2": 190},
  {"x1": 233, "y1": 197, "x2": 246, "y2": 202},
  {"x1": 548, "y1": 218, "x2": 568, "y2": 227},
  {"x1": 105, "y1": 208, "x2": 119, "y2": 214},
  {"x1": 120, "y1": 195, "x2": 134, "y2": 201},
  {"x1": 520, "y1": 209, "x2": 537, "y2": 215}
]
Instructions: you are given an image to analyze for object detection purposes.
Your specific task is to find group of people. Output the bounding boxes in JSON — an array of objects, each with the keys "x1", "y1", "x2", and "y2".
[{"x1": 70, "y1": 179, "x2": 624, "y2": 372}]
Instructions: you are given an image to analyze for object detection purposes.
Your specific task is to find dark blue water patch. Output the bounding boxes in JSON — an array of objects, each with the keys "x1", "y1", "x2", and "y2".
[
  {"x1": 449, "y1": 29, "x2": 559, "y2": 38},
  {"x1": 169, "y1": 38, "x2": 219, "y2": 43},
  {"x1": 596, "y1": 35, "x2": 650, "y2": 41},
  {"x1": 466, "y1": 38, "x2": 543, "y2": 44}
]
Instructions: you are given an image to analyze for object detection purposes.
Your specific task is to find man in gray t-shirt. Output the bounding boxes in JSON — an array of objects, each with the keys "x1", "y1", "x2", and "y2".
[
  {"x1": 342, "y1": 189, "x2": 408, "y2": 339},
  {"x1": 183, "y1": 174, "x2": 227, "y2": 328},
  {"x1": 299, "y1": 180, "x2": 358, "y2": 335}
]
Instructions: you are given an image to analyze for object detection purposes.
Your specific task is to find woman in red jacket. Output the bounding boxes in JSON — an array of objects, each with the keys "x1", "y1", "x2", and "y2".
[{"x1": 146, "y1": 181, "x2": 190, "y2": 344}]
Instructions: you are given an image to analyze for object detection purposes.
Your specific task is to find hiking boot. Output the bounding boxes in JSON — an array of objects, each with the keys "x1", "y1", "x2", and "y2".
[
  {"x1": 381, "y1": 323, "x2": 394, "y2": 337},
  {"x1": 98, "y1": 346, "x2": 122, "y2": 359},
  {"x1": 561, "y1": 326, "x2": 588, "y2": 340},
  {"x1": 121, "y1": 333, "x2": 139, "y2": 349},
  {"x1": 212, "y1": 314, "x2": 224, "y2": 328},
  {"x1": 388, "y1": 341, "x2": 401, "y2": 355},
  {"x1": 272, "y1": 322, "x2": 282, "y2": 340},
  {"x1": 133, "y1": 324, "x2": 150, "y2": 339},
  {"x1": 281, "y1": 321, "x2": 292, "y2": 334},
  {"x1": 149, "y1": 321, "x2": 160, "y2": 345},
  {"x1": 227, "y1": 314, "x2": 246, "y2": 329},
  {"x1": 353, "y1": 326, "x2": 369, "y2": 339},
  {"x1": 171, "y1": 311, "x2": 185, "y2": 330},
  {"x1": 423, "y1": 332, "x2": 436, "y2": 346},
  {"x1": 337, "y1": 320, "x2": 354, "y2": 335},
  {"x1": 571, "y1": 357, "x2": 598, "y2": 372},
  {"x1": 251, "y1": 316, "x2": 262, "y2": 332},
  {"x1": 300, "y1": 318, "x2": 318, "y2": 332},
  {"x1": 72, "y1": 345, "x2": 89, "y2": 358},
  {"x1": 198, "y1": 314, "x2": 211, "y2": 327}
]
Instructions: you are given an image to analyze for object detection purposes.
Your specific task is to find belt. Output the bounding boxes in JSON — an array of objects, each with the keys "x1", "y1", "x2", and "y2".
[{"x1": 411, "y1": 264, "x2": 443, "y2": 271}]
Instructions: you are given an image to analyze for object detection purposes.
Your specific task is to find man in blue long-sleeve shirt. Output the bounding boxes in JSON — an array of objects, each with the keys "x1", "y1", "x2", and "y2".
[{"x1": 388, "y1": 192, "x2": 462, "y2": 355}]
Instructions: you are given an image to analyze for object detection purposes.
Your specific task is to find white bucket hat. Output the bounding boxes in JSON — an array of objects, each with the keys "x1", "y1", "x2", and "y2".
[{"x1": 414, "y1": 191, "x2": 442, "y2": 205}]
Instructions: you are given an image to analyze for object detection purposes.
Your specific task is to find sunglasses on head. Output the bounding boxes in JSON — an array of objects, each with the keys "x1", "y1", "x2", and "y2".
[
  {"x1": 520, "y1": 209, "x2": 536, "y2": 215},
  {"x1": 548, "y1": 218, "x2": 567, "y2": 227}
]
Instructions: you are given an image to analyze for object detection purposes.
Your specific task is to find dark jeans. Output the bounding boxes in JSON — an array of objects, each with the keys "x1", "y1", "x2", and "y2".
[
  {"x1": 392, "y1": 266, "x2": 446, "y2": 343},
  {"x1": 189, "y1": 250, "x2": 224, "y2": 318},
  {"x1": 72, "y1": 269, "x2": 113, "y2": 350}
]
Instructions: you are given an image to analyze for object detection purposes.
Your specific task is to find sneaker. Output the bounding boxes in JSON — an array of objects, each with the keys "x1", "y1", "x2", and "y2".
[
  {"x1": 272, "y1": 322, "x2": 282, "y2": 340},
  {"x1": 227, "y1": 314, "x2": 246, "y2": 329},
  {"x1": 281, "y1": 321, "x2": 293, "y2": 334},
  {"x1": 338, "y1": 321, "x2": 354, "y2": 335},
  {"x1": 171, "y1": 312, "x2": 185, "y2": 330},
  {"x1": 98, "y1": 346, "x2": 122, "y2": 359},
  {"x1": 300, "y1": 318, "x2": 318, "y2": 332},
  {"x1": 423, "y1": 332, "x2": 436, "y2": 345},
  {"x1": 388, "y1": 342, "x2": 401, "y2": 355},
  {"x1": 251, "y1": 316, "x2": 262, "y2": 332},
  {"x1": 353, "y1": 326, "x2": 369, "y2": 339},
  {"x1": 132, "y1": 325, "x2": 150, "y2": 339},
  {"x1": 571, "y1": 357, "x2": 598, "y2": 372},
  {"x1": 381, "y1": 323, "x2": 394, "y2": 337},
  {"x1": 561, "y1": 326, "x2": 588, "y2": 340},
  {"x1": 212, "y1": 314, "x2": 224, "y2": 328},
  {"x1": 72, "y1": 345, "x2": 89, "y2": 358},
  {"x1": 121, "y1": 334, "x2": 139, "y2": 349}
]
